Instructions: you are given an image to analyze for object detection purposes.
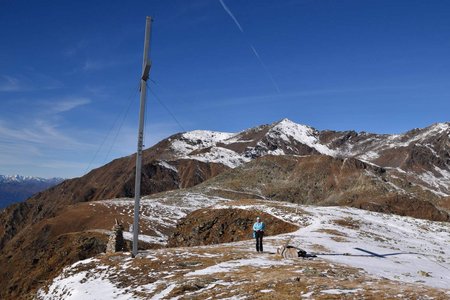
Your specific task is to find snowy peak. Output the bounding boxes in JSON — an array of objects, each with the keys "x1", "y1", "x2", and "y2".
[
  {"x1": 164, "y1": 119, "x2": 450, "y2": 196},
  {"x1": 0, "y1": 174, "x2": 63, "y2": 184},
  {"x1": 0, "y1": 175, "x2": 64, "y2": 208},
  {"x1": 268, "y1": 118, "x2": 335, "y2": 156},
  {"x1": 2, "y1": 120, "x2": 450, "y2": 299},
  {"x1": 181, "y1": 130, "x2": 236, "y2": 144},
  {"x1": 424, "y1": 122, "x2": 450, "y2": 134},
  {"x1": 168, "y1": 119, "x2": 336, "y2": 167},
  {"x1": 398, "y1": 122, "x2": 450, "y2": 144},
  {"x1": 272, "y1": 117, "x2": 300, "y2": 127}
]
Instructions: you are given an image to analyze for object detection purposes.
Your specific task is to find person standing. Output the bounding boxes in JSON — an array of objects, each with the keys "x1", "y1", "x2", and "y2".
[{"x1": 253, "y1": 216, "x2": 265, "y2": 253}]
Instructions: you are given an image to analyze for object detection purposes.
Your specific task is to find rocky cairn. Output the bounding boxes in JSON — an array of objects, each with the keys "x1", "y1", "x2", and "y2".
[{"x1": 106, "y1": 219, "x2": 126, "y2": 253}]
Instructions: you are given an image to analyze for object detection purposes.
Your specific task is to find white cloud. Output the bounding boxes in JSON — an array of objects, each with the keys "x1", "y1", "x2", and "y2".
[
  {"x1": 63, "y1": 40, "x2": 88, "y2": 57},
  {"x1": 0, "y1": 75, "x2": 20, "y2": 91},
  {"x1": 0, "y1": 73, "x2": 63, "y2": 92},
  {"x1": 0, "y1": 117, "x2": 96, "y2": 178},
  {"x1": 0, "y1": 119, "x2": 89, "y2": 148},
  {"x1": 82, "y1": 59, "x2": 122, "y2": 72},
  {"x1": 48, "y1": 97, "x2": 91, "y2": 113}
]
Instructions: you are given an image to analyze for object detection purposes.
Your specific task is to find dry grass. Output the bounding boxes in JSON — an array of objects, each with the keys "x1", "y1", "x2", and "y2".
[
  {"x1": 333, "y1": 217, "x2": 361, "y2": 230},
  {"x1": 52, "y1": 243, "x2": 450, "y2": 300},
  {"x1": 315, "y1": 228, "x2": 347, "y2": 237}
]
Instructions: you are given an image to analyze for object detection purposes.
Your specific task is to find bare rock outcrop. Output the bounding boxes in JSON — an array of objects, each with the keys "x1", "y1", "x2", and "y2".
[{"x1": 168, "y1": 207, "x2": 298, "y2": 247}]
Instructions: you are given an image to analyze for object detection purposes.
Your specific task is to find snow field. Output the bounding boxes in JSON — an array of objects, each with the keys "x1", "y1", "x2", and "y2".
[{"x1": 40, "y1": 194, "x2": 450, "y2": 300}]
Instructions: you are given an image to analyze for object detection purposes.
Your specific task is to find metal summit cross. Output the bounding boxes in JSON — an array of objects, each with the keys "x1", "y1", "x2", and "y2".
[{"x1": 132, "y1": 16, "x2": 152, "y2": 258}]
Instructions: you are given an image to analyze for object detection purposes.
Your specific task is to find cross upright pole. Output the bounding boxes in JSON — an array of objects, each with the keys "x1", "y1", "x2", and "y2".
[{"x1": 133, "y1": 16, "x2": 152, "y2": 258}]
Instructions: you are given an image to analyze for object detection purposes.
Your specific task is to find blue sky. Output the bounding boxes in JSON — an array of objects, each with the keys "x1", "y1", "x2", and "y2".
[{"x1": 1, "y1": 0, "x2": 449, "y2": 178}]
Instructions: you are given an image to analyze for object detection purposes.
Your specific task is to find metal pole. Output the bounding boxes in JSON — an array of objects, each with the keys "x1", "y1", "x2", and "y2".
[{"x1": 133, "y1": 16, "x2": 152, "y2": 257}]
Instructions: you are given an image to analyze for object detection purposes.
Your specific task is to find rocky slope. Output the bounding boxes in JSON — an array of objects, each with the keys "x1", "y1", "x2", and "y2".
[
  {"x1": 200, "y1": 155, "x2": 449, "y2": 221},
  {"x1": 168, "y1": 207, "x2": 298, "y2": 247},
  {"x1": 0, "y1": 157, "x2": 227, "y2": 250},
  {"x1": 1, "y1": 119, "x2": 450, "y2": 299},
  {"x1": 2, "y1": 119, "x2": 449, "y2": 249},
  {"x1": 0, "y1": 191, "x2": 226, "y2": 298},
  {"x1": 170, "y1": 119, "x2": 450, "y2": 196}
]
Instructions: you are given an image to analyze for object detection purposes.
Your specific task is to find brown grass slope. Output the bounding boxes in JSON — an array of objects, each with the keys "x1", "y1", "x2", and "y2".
[
  {"x1": 1, "y1": 231, "x2": 108, "y2": 300},
  {"x1": 320, "y1": 123, "x2": 450, "y2": 173},
  {"x1": 0, "y1": 135, "x2": 228, "y2": 250},
  {"x1": 1, "y1": 154, "x2": 449, "y2": 299},
  {"x1": 201, "y1": 155, "x2": 449, "y2": 221},
  {"x1": 0, "y1": 200, "x2": 170, "y2": 299},
  {"x1": 0, "y1": 138, "x2": 228, "y2": 299}
]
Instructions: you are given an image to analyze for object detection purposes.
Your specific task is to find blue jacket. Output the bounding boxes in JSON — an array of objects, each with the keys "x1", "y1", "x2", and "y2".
[{"x1": 253, "y1": 221, "x2": 265, "y2": 232}]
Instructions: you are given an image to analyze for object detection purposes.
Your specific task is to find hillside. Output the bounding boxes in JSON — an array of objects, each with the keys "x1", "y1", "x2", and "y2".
[
  {"x1": 1, "y1": 119, "x2": 449, "y2": 299},
  {"x1": 199, "y1": 155, "x2": 449, "y2": 221},
  {"x1": 2, "y1": 119, "x2": 449, "y2": 249},
  {"x1": 37, "y1": 198, "x2": 450, "y2": 299}
]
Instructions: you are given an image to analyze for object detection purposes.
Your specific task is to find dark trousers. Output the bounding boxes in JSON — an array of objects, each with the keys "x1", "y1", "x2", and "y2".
[{"x1": 255, "y1": 231, "x2": 264, "y2": 252}]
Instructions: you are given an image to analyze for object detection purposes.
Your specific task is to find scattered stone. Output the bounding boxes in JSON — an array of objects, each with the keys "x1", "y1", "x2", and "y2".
[
  {"x1": 418, "y1": 270, "x2": 431, "y2": 277},
  {"x1": 176, "y1": 261, "x2": 203, "y2": 268}
]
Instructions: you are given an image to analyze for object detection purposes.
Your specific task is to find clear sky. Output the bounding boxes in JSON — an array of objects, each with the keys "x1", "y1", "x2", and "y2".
[{"x1": 1, "y1": 0, "x2": 449, "y2": 178}]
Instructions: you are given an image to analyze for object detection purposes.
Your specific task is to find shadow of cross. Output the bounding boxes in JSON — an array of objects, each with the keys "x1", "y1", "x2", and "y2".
[{"x1": 354, "y1": 247, "x2": 403, "y2": 258}]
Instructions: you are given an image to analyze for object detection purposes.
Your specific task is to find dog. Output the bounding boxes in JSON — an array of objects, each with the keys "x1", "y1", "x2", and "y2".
[{"x1": 277, "y1": 245, "x2": 308, "y2": 259}]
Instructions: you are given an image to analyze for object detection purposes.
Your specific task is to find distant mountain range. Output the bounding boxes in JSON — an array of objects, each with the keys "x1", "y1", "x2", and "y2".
[{"x1": 0, "y1": 175, "x2": 64, "y2": 209}]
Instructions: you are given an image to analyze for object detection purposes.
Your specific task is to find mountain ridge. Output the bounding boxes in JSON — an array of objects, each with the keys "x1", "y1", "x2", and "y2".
[
  {"x1": 0, "y1": 119, "x2": 449, "y2": 299},
  {"x1": 1, "y1": 118, "x2": 449, "y2": 249},
  {"x1": 0, "y1": 175, "x2": 64, "y2": 209},
  {"x1": 163, "y1": 118, "x2": 450, "y2": 195}
]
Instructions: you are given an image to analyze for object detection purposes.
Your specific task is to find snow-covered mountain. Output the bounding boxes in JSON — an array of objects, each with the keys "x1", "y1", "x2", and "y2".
[
  {"x1": 0, "y1": 175, "x2": 64, "y2": 209},
  {"x1": 165, "y1": 118, "x2": 450, "y2": 196},
  {"x1": 169, "y1": 118, "x2": 449, "y2": 165},
  {"x1": 1, "y1": 119, "x2": 450, "y2": 299},
  {"x1": 0, "y1": 174, "x2": 62, "y2": 184}
]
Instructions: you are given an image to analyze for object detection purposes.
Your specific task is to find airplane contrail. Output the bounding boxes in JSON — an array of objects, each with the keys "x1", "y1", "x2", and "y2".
[
  {"x1": 219, "y1": 0, "x2": 281, "y2": 93},
  {"x1": 219, "y1": 0, "x2": 244, "y2": 33}
]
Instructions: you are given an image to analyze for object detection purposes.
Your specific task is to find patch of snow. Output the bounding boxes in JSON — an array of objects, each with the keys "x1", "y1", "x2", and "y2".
[
  {"x1": 187, "y1": 146, "x2": 251, "y2": 168},
  {"x1": 301, "y1": 291, "x2": 314, "y2": 298},
  {"x1": 418, "y1": 167, "x2": 450, "y2": 196},
  {"x1": 274, "y1": 205, "x2": 450, "y2": 290},
  {"x1": 37, "y1": 260, "x2": 133, "y2": 300},
  {"x1": 434, "y1": 166, "x2": 450, "y2": 180},
  {"x1": 170, "y1": 130, "x2": 235, "y2": 156},
  {"x1": 269, "y1": 119, "x2": 335, "y2": 156},
  {"x1": 358, "y1": 150, "x2": 379, "y2": 161},
  {"x1": 384, "y1": 123, "x2": 449, "y2": 149},
  {"x1": 157, "y1": 161, "x2": 178, "y2": 173},
  {"x1": 122, "y1": 232, "x2": 166, "y2": 245},
  {"x1": 321, "y1": 288, "x2": 362, "y2": 295},
  {"x1": 213, "y1": 201, "x2": 450, "y2": 290},
  {"x1": 92, "y1": 192, "x2": 230, "y2": 243},
  {"x1": 267, "y1": 148, "x2": 285, "y2": 155},
  {"x1": 183, "y1": 130, "x2": 235, "y2": 142},
  {"x1": 150, "y1": 284, "x2": 176, "y2": 300},
  {"x1": 424, "y1": 144, "x2": 438, "y2": 156},
  {"x1": 41, "y1": 197, "x2": 450, "y2": 298}
]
